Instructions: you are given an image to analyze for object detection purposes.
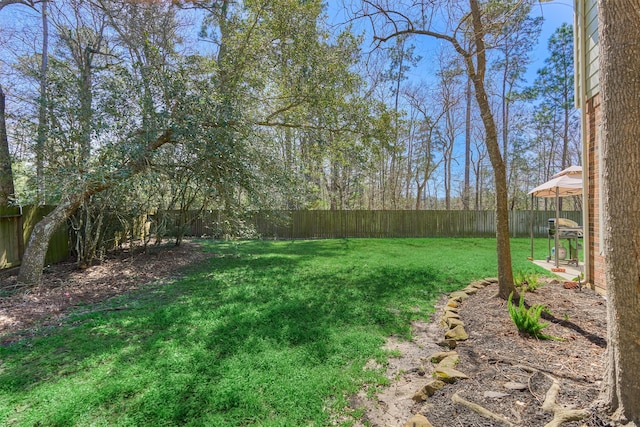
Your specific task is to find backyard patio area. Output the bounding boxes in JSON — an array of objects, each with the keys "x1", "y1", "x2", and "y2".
[{"x1": 532, "y1": 258, "x2": 584, "y2": 284}]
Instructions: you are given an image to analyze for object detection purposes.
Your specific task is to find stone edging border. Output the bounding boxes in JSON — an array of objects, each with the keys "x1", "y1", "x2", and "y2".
[{"x1": 401, "y1": 278, "x2": 500, "y2": 427}]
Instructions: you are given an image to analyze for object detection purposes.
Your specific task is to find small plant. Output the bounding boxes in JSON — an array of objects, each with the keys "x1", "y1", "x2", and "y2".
[
  {"x1": 507, "y1": 292, "x2": 563, "y2": 341},
  {"x1": 572, "y1": 272, "x2": 585, "y2": 282},
  {"x1": 514, "y1": 270, "x2": 542, "y2": 292}
]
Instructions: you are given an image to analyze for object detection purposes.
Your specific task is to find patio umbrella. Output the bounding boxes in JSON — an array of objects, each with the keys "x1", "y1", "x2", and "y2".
[
  {"x1": 552, "y1": 165, "x2": 583, "y2": 178},
  {"x1": 528, "y1": 171, "x2": 583, "y2": 267},
  {"x1": 528, "y1": 174, "x2": 583, "y2": 198}
]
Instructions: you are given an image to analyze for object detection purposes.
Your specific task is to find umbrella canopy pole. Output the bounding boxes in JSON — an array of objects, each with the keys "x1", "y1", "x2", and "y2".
[
  {"x1": 555, "y1": 187, "x2": 560, "y2": 268},
  {"x1": 530, "y1": 194, "x2": 534, "y2": 259}
]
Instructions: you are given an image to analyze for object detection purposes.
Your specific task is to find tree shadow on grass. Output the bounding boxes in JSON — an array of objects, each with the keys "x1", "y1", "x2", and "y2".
[{"x1": 0, "y1": 245, "x2": 448, "y2": 425}]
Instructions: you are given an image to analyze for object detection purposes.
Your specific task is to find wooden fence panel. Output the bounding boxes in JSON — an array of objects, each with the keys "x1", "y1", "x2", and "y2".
[
  {"x1": 0, "y1": 206, "x2": 22, "y2": 269},
  {"x1": 166, "y1": 210, "x2": 581, "y2": 240},
  {"x1": 0, "y1": 205, "x2": 69, "y2": 270},
  {"x1": 242, "y1": 210, "x2": 581, "y2": 239},
  {"x1": 2, "y1": 208, "x2": 583, "y2": 270}
]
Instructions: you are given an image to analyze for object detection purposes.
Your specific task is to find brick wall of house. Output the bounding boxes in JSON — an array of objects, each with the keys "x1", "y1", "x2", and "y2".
[{"x1": 586, "y1": 93, "x2": 606, "y2": 293}]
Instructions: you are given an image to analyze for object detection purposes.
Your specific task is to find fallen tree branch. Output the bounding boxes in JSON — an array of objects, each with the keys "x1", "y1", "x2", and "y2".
[{"x1": 451, "y1": 392, "x2": 516, "y2": 427}]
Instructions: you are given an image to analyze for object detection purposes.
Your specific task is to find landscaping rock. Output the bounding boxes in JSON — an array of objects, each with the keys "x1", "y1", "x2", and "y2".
[
  {"x1": 433, "y1": 367, "x2": 469, "y2": 383},
  {"x1": 449, "y1": 291, "x2": 469, "y2": 302},
  {"x1": 446, "y1": 300, "x2": 459, "y2": 308},
  {"x1": 429, "y1": 351, "x2": 457, "y2": 363},
  {"x1": 445, "y1": 317, "x2": 464, "y2": 328},
  {"x1": 436, "y1": 355, "x2": 459, "y2": 371},
  {"x1": 504, "y1": 381, "x2": 528, "y2": 391},
  {"x1": 469, "y1": 280, "x2": 489, "y2": 289},
  {"x1": 412, "y1": 380, "x2": 446, "y2": 402},
  {"x1": 444, "y1": 324, "x2": 468, "y2": 341},
  {"x1": 435, "y1": 339, "x2": 457, "y2": 350},
  {"x1": 442, "y1": 310, "x2": 461, "y2": 319},
  {"x1": 402, "y1": 413, "x2": 434, "y2": 427},
  {"x1": 484, "y1": 391, "x2": 510, "y2": 398},
  {"x1": 462, "y1": 286, "x2": 478, "y2": 295},
  {"x1": 443, "y1": 305, "x2": 459, "y2": 313},
  {"x1": 441, "y1": 312, "x2": 462, "y2": 328}
]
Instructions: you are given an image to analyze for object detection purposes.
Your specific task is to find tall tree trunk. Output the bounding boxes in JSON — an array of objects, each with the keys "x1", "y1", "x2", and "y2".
[
  {"x1": 79, "y1": 48, "x2": 92, "y2": 167},
  {"x1": 0, "y1": 85, "x2": 15, "y2": 205},
  {"x1": 405, "y1": 120, "x2": 414, "y2": 209},
  {"x1": 463, "y1": 77, "x2": 471, "y2": 210},
  {"x1": 36, "y1": 0, "x2": 48, "y2": 203},
  {"x1": 390, "y1": 38, "x2": 404, "y2": 210},
  {"x1": 474, "y1": 161, "x2": 481, "y2": 210},
  {"x1": 501, "y1": 56, "x2": 509, "y2": 171},
  {"x1": 467, "y1": 0, "x2": 514, "y2": 299},
  {"x1": 598, "y1": 0, "x2": 640, "y2": 422}
]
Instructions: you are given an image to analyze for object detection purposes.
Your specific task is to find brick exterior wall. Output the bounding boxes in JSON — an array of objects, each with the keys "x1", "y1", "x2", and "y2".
[{"x1": 586, "y1": 93, "x2": 606, "y2": 293}]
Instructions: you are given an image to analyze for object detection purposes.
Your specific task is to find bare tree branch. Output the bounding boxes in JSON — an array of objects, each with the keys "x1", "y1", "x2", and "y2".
[{"x1": 0, "y1": 0, "x2": 40, "y2": 12}]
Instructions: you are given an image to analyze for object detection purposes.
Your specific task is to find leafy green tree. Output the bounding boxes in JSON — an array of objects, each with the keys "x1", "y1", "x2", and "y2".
[
  {"x1": 381, "y1": 35, "x2": 420, "y2": 208},
  {"x1": 14, "y1": 0, "x2": 388, "y2": 285},
  {"x1": 529, "y1": 23, "x2": 578, "y2": 175},
  {"x1": 490, "y1": 3, "x2": 542, "y2": 210},
  {"x1": 491, "y1": 2, "x2": 542, "y2": 164},
  {"x1": 17, "y1": 0, "x2": 222, "y2": 284}
]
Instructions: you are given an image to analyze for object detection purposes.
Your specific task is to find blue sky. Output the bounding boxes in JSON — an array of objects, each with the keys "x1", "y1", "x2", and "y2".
[
  {"x1": 523, "y1": 0, "x2": 574, "y2": 83},
  {"x1": 326, "y1": 0, "x2": 574, "y2": 87},
  {"x1": 1, "y1": 0, "x2": 574, "y2": 86},
  {"x1": 332, "y1": 0, "x2": 573, "y2": 86}
]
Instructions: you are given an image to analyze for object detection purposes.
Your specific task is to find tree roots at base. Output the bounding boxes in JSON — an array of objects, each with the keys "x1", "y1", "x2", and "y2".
[{"x1": 451, "y1": 371, "x2": 590, "y2": 427}]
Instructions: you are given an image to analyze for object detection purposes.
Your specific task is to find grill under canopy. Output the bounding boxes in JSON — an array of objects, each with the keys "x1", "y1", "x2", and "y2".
[
  {"x1": 552, "y1": 227, "x2": 583, "y2": 239},
  {"x1": 547, "y1": 218, "x2": 583, "y2": 266}
]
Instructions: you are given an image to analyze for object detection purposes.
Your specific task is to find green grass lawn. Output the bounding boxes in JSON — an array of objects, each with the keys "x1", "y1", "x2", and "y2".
[{"x1": 0, "y1": 238, "x2": 550, "y2": 426}]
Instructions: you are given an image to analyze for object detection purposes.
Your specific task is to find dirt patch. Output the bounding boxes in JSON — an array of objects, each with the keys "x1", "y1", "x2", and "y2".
[
  {"x1": 354, "y1": 279, "x2": 609, "y2": 427},
  {"x1": 0, "y1": 240, "x2": 213, "y2": 345}
]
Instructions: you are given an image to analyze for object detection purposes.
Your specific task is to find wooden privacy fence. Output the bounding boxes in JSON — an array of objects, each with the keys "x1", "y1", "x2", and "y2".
[
  {"x1": 1, "y1": 208, "x2": 582, "y2": 270},
  {"x1": 178, "y1": 210, "x2": 582, "y2": 239},
  {"x1": 0, "y1": 206, "x2": 69, "y2": 270}
]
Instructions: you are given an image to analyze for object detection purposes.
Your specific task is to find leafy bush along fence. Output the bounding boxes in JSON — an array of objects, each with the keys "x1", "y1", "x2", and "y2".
[
  {"x1": 177, "y1": 210, "x2": 582, "y2": 240},
  {"x1": 0, "y1": 206, "x2": 69, "y2": 270}
]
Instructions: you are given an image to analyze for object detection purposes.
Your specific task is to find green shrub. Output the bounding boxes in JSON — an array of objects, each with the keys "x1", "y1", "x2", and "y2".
[
  {"x1": 514, "y1": 270, "x2": 542, "y2": 292},
  {"x1": 507, "y1": 292, "x2": 563, "y2": 341}
]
